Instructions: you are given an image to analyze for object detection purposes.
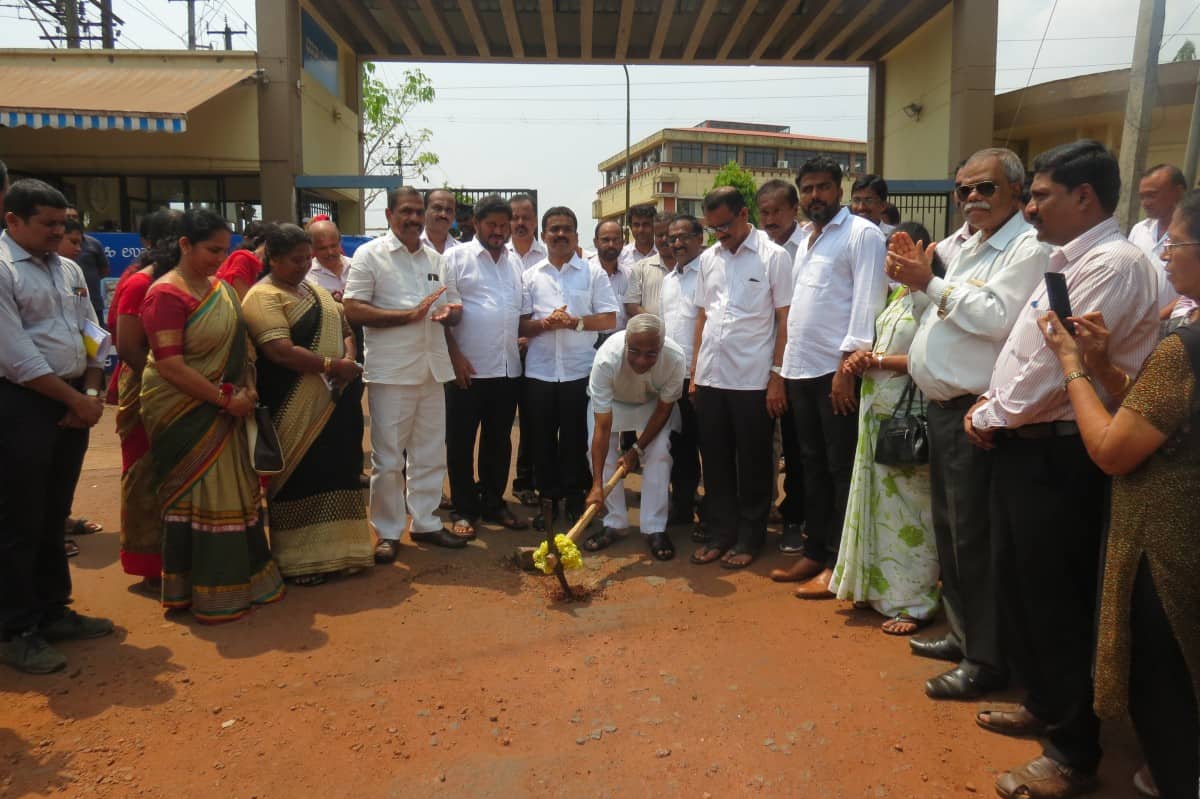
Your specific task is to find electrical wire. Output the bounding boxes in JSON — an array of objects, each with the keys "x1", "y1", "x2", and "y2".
[
  {"x1": 1160, "y1": 1, "x2": 1200, "y2": 53},
  {"x1": 118, "y1": 0, "x2": 188, "y2": 46},
  {"x1": 1003, "y1": 0, "x2": 1060, "y2": 148}
]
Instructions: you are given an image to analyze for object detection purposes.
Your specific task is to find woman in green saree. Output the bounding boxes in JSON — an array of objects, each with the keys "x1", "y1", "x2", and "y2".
[
  {"x1": 140, "y1": 208, "x2": 285, "y2": 623},
  {"x1": 241, "y1": 224, "x2": 372, "y2": 585}
]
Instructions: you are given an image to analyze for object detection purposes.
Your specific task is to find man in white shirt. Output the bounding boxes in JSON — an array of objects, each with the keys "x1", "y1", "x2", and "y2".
[
  {"x1": 589, "y1": 220, "x2": 631, "y2": 337},
  {"x1": 618, "y1": 204, "x2": 657, "y2": 270},
  {"x1": 889, "y1": 147, "x2": 1048, "y2": 700},
  {"x1": 850, "y1": 175, "x2": 895, "y2": 237},
  {"x1": 443, "y1": 195, "x2": 529, "y2": 538},
  {"x1": 306, "y1": 219, "x2": 351, "y2": 299},
  {"x1": 623, "y1": 212, "x2": 675, "y2": 319},
  {"x1": 689, "y1": 187, "x2": 792, "y2": 569},
  {"x1": 967, "y1": 141, "x2": 1158, "y2": 799},
  {"x1": 585, "y1": 315, "x2": 686, "y2": 560},
  {"x1": 661, "y1": 215, "x2": 704, "y2": 527},
  {"x1": 506, "y1": 193, "x2": 547, "y2": 509},
  {"x1": 756, "y1": 179, "x2": 807, "y2": 554},
  {"x1": 772, "y1": 157, "x2": 888, "y2": 597},
  {"x1": 420, "y1": 188, "x2": 460, "y2": 255},
  {"x1": 518, "y1": 206, "x2": 618, "y2": 529},
  {"x1": 344, "y1": 186, "x2": 465, "y2": 563},
  {"x1": 1129, "y1": 163, "x2": 1194, "y2": 325}
]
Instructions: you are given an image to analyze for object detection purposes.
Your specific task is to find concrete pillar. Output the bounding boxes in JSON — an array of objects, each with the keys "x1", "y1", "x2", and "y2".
[
  {"x1": 1117, "y1": 0, "x2": 1166, "y2": 230},
  {"x1": 255, "y1": 0, "x2": 302, "y2": 224},
  {"x1": 866, "y1": 62, "x2": 885, "y2": 174},
  {"x1": 948, "y1": 0, "x2": 997, "y2": 171}
]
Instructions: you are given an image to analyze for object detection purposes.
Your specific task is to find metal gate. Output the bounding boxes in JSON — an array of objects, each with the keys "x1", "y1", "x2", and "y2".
[{"x1": 887, "y1": 180, "x2": 955, "y2": 239}]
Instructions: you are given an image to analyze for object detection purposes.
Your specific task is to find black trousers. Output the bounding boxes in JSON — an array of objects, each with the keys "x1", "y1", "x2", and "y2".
[
  {"x1": 991, "y1": 433, "x2": 1105, "y2": 773},
  {"x1": 0, "y1": 380, "x2": 88, "y2": 637},
  {"x1": 445, "y1": 377, "x2": 520, "y2": 521},
  {"x1": 693, "y1": 385, "x2": 773, "y2": 549},
  {"x1": 786, "y1": 373, "x2": 857, "y2": 566},
  {"x1": 513, "y1": 371, "x2": 535, "y2": 495},
  {"x1": 1130, "y1": 556, "x2": 1200, "y2": 798},
  {"x1": 669, "y1": 379, "x2": 702, "y2": 520},
  {"x1": 927, "y1": 399, "x2": 1004, "y2": 670},
  {"x1": 525, "y1": 377, "x2": 590, "y2": 508},
  {"x1": 777, "y1": 404, "x2": 805, "y2": 525}
]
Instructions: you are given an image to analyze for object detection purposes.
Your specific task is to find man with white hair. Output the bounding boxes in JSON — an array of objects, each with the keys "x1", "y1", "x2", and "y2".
[{"x1": 584, "y1": 313, "x2": 686, "y2": 561}]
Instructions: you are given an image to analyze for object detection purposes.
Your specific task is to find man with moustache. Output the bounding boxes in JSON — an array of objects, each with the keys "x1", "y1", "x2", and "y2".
[
  {"x1": 421, "y1": 188, "x2": 460, "y2": 255},
  {"x1": 619, "y1": 204, "x2": 657, "y2": 270},
  {"x1": 590, "y1": 219, "x2": 631, "y2": 337},
  {"x1": 968, "y1": 141, "x2": 1158, "y2": 798},
  {"x1": 306, "y1": 219, "x2": 351, "y2": 299},
  {"x1": 345, "y1": 187, "x2": 465, "y2": 562},
  {"x1": 886, "y1": 147, "x2": 1049, "y2": 700},
  {"x1": 756, "y1": 179, "x2": 807, "y2": 554},
  {"x1": 1129, "y1": 163, "x2": 1195, "y2": 328},
  {"x1": 850, "y1": 175, "x2": 894, "y2": 236},
  {"x1": 1, "y1": 179, "x2": 113, "y2": 674},
  {"x1": 443, "y1": 195, "x2": 528, "y2": 538},
  {"x1": 506, "y1": 193, "x2": 547, "y2": 508},
  {"x1": 519, "y1": 207, "x2": 618, "y2": 530},
  {"x1": 624, "y1": 212, "x2": 675, "y2": 319},
  {"x1": 689, "y1": 187, "x2": 792, "y2": 569},
  {"x1": 661, "y1": 214, "x2": 704, "y2": 527},
  {"x1": 771, "y1": 157, "x2": 888, "y2": 597}
]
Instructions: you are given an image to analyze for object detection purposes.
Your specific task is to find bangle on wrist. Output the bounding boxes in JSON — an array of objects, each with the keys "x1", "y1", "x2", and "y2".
[
  {"x1": 217, "y1": 381, "x2": 234, "y2": 408},
  {"x1": 323, "y1": 355, "x2": 333, "y2": 374},
  {"x1": 1063, "y1": 370, "x2": 1090, "y2": 391}
]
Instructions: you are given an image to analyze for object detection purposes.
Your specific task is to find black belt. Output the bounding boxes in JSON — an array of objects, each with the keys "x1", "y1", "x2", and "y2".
[
  {"x1": 930, "y1": 394, "x2": 976, "y2": 410},
  {"x1": 995, "y1": 421, "x2": 1080, "y2": 440}
]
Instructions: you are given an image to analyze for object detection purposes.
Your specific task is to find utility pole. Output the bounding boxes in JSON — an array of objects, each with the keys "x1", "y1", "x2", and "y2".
[
  {"x1": 57, "y1": 0, "x2": 79, "y2": 47},
  {"x1": 1116, "y1": 0, "x2": 1165, "y2": 231},
  {"x1": 99, "y1": 0, "x2": 113, "y2": 47},
  {"x1": 1183, "y1": 62, "x2": 1200, "y2": 187},
  {"x1": 169, "y1": 0, "x2": 198, "y2": 50},
  {"x1": 207, "y1": 16, "x2": 247, "y2": 50}
]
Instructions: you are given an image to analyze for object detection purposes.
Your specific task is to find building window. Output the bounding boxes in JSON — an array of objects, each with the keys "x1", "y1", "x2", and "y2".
[
  {"x1": 830, "y1": 152, "x2": 851, "y2": 170},
  {"x1": 655, "y1": 180, "x2": 676, "y2": 194},
  {"x1": 743, "y1": 146, "x2": 777, "y2": 168},
  {"x1": 677, "y1": 198, "x2": 702, "y2": 216},
  {"x1": 670, "y1": 142, "x2": 702, "y2": 163},
  {"x1": 850, "y1": 152, "x2": 867, "y2": 173},
  {"x1": 706, "y1": 144, "x2": 736, "y2": 166},
  {"x1": 783, "y1": 149, "x2": 820, "y2": 168}
]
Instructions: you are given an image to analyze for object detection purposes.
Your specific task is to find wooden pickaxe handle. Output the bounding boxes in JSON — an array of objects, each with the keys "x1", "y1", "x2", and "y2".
[{"x1": 562, "y1": 463, "x2": 628, "y2": 544}]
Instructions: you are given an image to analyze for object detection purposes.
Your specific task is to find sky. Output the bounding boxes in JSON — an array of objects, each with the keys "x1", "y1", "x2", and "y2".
[{"x1": 2, "y1": 0, "x2": 1198, "y2": 232}]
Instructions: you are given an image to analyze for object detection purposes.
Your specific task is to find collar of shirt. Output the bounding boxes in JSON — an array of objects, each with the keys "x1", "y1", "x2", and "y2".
[
  {"x1": 507, "y1": 238, "x2": 546, "y2": 256},
  {"x1": 718, "y1": 224, "x2": 766, "y2": 259},
  {"x1": 1049, "y1": 217, "x2": 1123, "y2": 272},
  {"x1": 535, "y1": 253, "x2": 588, "y2": 275},
  {"x1": 674, "y1": 255, "x2": 701, "y2": 275},
  {"x1": 420, "y1": 229, "x2": 458, "y2": 253},
  {"x1": 783, "y1": 222, "x2": 805, "y2": 252},
  {"x1": 2, "y1": 233, "x2": 50, "y2": 268},
  {"x1": 588, "y1": 254, "x2": 628, "y2": 277},
  {"x1": 621, "y1": 242, "x2": 655, "y2": 261},
  {"x1": 385, "y1": 229, "x2": 429, "y2": 255},
  {"x1": 957, "y1": 211, "x2": 1028, "y2": 263},
  {"x1": 952, "y1": 221, "x2": 973, "y2": 244}
]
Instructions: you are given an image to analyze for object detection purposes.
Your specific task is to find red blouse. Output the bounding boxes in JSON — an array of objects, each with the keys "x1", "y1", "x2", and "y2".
[
  {"x1": 141, "y1": 282, "x2": 202, "y2": 360},
  {"x1": 216, "y1": 249, "x2": 261, "y2": 291}
]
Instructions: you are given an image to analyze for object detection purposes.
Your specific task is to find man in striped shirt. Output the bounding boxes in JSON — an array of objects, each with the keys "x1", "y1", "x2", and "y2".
[{"x1": 967, "y1": 140, "x2": 1159, "y2": 799}]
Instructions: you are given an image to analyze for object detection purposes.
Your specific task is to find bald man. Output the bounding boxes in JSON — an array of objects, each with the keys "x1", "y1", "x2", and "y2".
[{"x1": 306, "y1": 219, "x2": 351, "y2": 301}]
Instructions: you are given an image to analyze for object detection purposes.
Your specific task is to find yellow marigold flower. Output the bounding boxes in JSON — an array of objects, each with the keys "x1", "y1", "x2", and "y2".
[{"x1": 532, "y1": 534, "x2": 584, "y2": 574}]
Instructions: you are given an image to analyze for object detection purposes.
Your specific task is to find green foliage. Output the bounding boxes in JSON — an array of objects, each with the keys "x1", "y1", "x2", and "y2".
[
  {"x1": 1173, "y1": 40, "x2": 1196, "y2": 62},
  {"x1": 361, "y1": 62, "x2": 440, "y2": 206},
  {"x1": 710, "y1": 161, "x2": 759, "y2": 226}
]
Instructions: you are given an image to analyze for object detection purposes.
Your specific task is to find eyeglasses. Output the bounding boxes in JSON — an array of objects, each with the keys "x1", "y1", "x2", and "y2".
[
  {"x1": 1163, "y1": 241, "x2": 1200, "y2": 255},
  {"x1": 955, "y1": 181, "x2": 999, "y2": 201},
  {"x1": 704, "y1": 220, "x2": 736, "y2": 236},
  {"x1": 851, "y1": 196, "x2": 881, "y2": 207},
  {"x1": 667, "y1": 233, "x2": 698, "y2": 242}
]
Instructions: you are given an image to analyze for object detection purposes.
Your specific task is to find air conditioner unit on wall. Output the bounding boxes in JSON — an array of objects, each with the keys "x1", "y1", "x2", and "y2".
[{"x1": 776, "y1": 160, "x2": 790, "y2": 169}]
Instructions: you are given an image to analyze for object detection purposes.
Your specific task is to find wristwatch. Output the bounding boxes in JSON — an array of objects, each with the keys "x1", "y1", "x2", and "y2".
[
  {"x1": 632, "y1": 442, "x2": 644, "y2": 460},
  {"x1": 769, "y1": 365, "x2": 782, "y2": 375},
  {"x1": 575, "y1": 318, "x2": 585, "y2": 332},
  {"x1": 85, "y1": 388, "x2": 100, "y2": 398}
]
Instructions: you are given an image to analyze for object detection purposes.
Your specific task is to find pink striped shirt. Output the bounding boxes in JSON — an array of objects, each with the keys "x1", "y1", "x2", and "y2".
[{"x1": 973, "y1": 217, "x2": 1159, "y2": 429}]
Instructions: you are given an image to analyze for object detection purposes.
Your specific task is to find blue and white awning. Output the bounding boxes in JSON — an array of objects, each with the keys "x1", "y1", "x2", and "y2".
[{"x1": 2, "y1": 110, "x2": 186, "y2": 133}]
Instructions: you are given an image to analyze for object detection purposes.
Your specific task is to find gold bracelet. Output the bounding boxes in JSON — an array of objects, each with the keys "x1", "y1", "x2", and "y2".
[
  {"x1": 1118, "y1": 371, "x2": 1133, "y2": 395},
  {"x1": 936, "y1": 284, "x2": 954, "y2": 318},
  {"x1": 1063, "y1": 370, "x2": 1090, "y2": 390}
]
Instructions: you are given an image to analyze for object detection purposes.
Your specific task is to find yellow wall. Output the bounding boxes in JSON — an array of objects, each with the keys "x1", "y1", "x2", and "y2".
[
  {"x1": 300, "y1": 74, "x2": 360, "y2": 177},
  {"x1": 882, "y1": 5, "x2": 953, "y2": 179}
]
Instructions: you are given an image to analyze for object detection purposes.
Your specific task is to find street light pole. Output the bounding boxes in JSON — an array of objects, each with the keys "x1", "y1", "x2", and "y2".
[{"x1": 623, "y1": 64, "x2": 631, "y2": 238}]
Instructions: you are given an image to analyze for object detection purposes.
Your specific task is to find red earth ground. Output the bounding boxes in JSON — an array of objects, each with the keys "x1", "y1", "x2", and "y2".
[{"x1": 2, "y1": 422, "x2": 1142, "y2": 798}]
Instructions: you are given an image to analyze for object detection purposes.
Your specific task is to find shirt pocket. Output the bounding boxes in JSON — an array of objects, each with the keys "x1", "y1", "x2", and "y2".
[
  {"x1": 728, "y1": 266, "x2": 771, "y2": 312},
  {"x1": 64, "y1": 286, "x2": 90, "y2": 331},
  {"x1": 564, "y1": 288, "x2": 593, "y2": 318},
  {"x1": 797, "y1": 254, "x2": 834, "y2": 289}
]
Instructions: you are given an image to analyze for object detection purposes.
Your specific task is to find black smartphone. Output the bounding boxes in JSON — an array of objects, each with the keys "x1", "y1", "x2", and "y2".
[{"x1": 1044, "y1": 272, "x2": 1075, "y2": 335}]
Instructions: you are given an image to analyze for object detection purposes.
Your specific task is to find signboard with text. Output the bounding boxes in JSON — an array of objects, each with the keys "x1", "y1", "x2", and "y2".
[{"x1": 302, "y1": 10, "x2": 340, "y2": 98}]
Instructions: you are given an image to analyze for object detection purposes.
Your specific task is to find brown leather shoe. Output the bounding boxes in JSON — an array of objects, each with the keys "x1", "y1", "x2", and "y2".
[
  {"x1": 793, "y1": 568, "x2": 835, "y2": 599},
  {"x1": 769, "y1": 556, "x2": 824, "y2": 583},
  {"x1": 995, "y1": 755, "x2": 1097, "y2": 798},
  {"x1": 976, "y1": 706, "x2": 1050, "y2": 738}
]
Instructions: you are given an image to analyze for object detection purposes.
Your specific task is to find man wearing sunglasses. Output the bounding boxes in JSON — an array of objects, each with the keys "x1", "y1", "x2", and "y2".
[{"x1": 889, "y1": 147, "x2": 1048, "y2": 702}]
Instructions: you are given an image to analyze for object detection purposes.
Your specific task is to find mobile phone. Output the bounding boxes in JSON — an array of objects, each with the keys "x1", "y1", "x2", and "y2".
[{"x1": 1044, "y1": 272, "x2": 1075, "y2": 335}]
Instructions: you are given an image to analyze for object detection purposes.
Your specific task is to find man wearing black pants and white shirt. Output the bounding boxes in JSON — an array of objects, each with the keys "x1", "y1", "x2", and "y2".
[
  {"x1": 518, "y1": 207, "x2": 617, "y2": 530},
  {"x1": 889, "y1": 147, "x2": 1049, "y2": 700},
  {"x1": 661, "y1": 214, "x2": 703, "y2": 527},
  {"x1": 0, "y1": 179, "x2": 113, "y2": 674},
  {"x1": 443, "y1": 195, "x2": 529, "y2": 537},
  {"x1": 688, "y1": 187, "x2": 791, "y2": 569},
  {"x1": 770, "y1": 157, "x2": 888, "y2": 598}
]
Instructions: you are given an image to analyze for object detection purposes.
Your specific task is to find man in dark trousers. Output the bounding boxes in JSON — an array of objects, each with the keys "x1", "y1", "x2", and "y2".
[{"x1": 0, "y1": 179, "x2": 113, "y2": 674}]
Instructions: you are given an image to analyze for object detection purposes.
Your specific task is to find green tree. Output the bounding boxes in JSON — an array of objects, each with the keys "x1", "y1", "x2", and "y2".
[
  {"x1": 361, "y1": 62, "x2": 440, "y2": 208},
  {"x1": 710, "y1": 161, "x2": 759, "y2": 226},
  {"x1": 1173, "y1": 40, "x2": 1196, "y2": 62}
]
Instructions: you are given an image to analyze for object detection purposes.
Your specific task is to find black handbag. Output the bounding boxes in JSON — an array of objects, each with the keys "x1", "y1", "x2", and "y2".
[
  {"x1": 245, "y1": 403, "x2": 285, "y2": 476},
  {"x1": 874, "y1": 378, "x2": 929, "y2": 466}
]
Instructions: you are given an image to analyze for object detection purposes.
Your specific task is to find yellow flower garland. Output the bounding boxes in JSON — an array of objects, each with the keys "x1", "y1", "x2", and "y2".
[{"x1": 532, "y1": 534, "x2": 584, "y2": 573}]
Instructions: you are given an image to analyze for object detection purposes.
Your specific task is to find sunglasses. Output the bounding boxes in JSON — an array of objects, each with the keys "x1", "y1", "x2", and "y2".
[{"x1": 955, "y1": 181, "x2": 999, "y2": 202}]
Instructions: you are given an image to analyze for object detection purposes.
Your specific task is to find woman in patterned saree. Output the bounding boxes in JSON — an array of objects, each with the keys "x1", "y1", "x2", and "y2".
[
  {"x1": 140, "y1": 208, "x2": 284, "y2": 623},
  {"x1": 241, "y1": 224, "x2": 372, "y2": 586},
  {"x1": 830, "y1": 223, "x2": 943, "y2": 635},
  {"x1": 107, "y1": 209, "x2": 181, "y2": 589}
]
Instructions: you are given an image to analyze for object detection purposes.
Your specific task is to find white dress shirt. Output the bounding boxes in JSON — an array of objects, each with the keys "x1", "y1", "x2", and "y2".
[
  {"x1": 973, "y1": 217, "x2": 1159, "y2": 429},
  {"x1": 624, "y1": 252, "x2": 670, "y2": 316},
  {"x1": 619, "y1": 241, "x2": 656, "y2": 272},
  {"x1": 443, "y1": 239, "x2": 525, "y2": 379},
  {"x1": 660, "y1": 256, "x2": 700, "y2": 378},
  {"x1": 691, "y1": 228, "x2": 792, "y2": 391},
  {"x1": 588, "y1": 330, "x2": 686, "y2": 432},
  {"x1": 908, "y1": 213, "x2": 1050, "y2": 401},
  {"x1": 306, "y1": 254, "x2": 351, "y2": 295},
  {"x1": 522, "y1": 254, "x2": 619, "y2": 382},
  {"x1": 344, "y1": 230, "x2": 455, "y2": 386},
  {"x1": 775, "y1": 222, "x2": 807, "y2": 262},
  {"x1": 782, "y1": 205, "x2": 888, "y2": 379},
  {"x1": 507, "y1": 238, "x2": 548, "y2": 272},
  {"x1": 0, "y1": 233, "x2": 100, "y2": 383},
  {"x1": 420, "y1": 229, "x2": 459, "y2": 255},
  {"x1": 935, "y1": 221, "x2": 974, "y2": 270},
  {"x1": 589, "y1": 255, "x2": 630, "y2": 331}
]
